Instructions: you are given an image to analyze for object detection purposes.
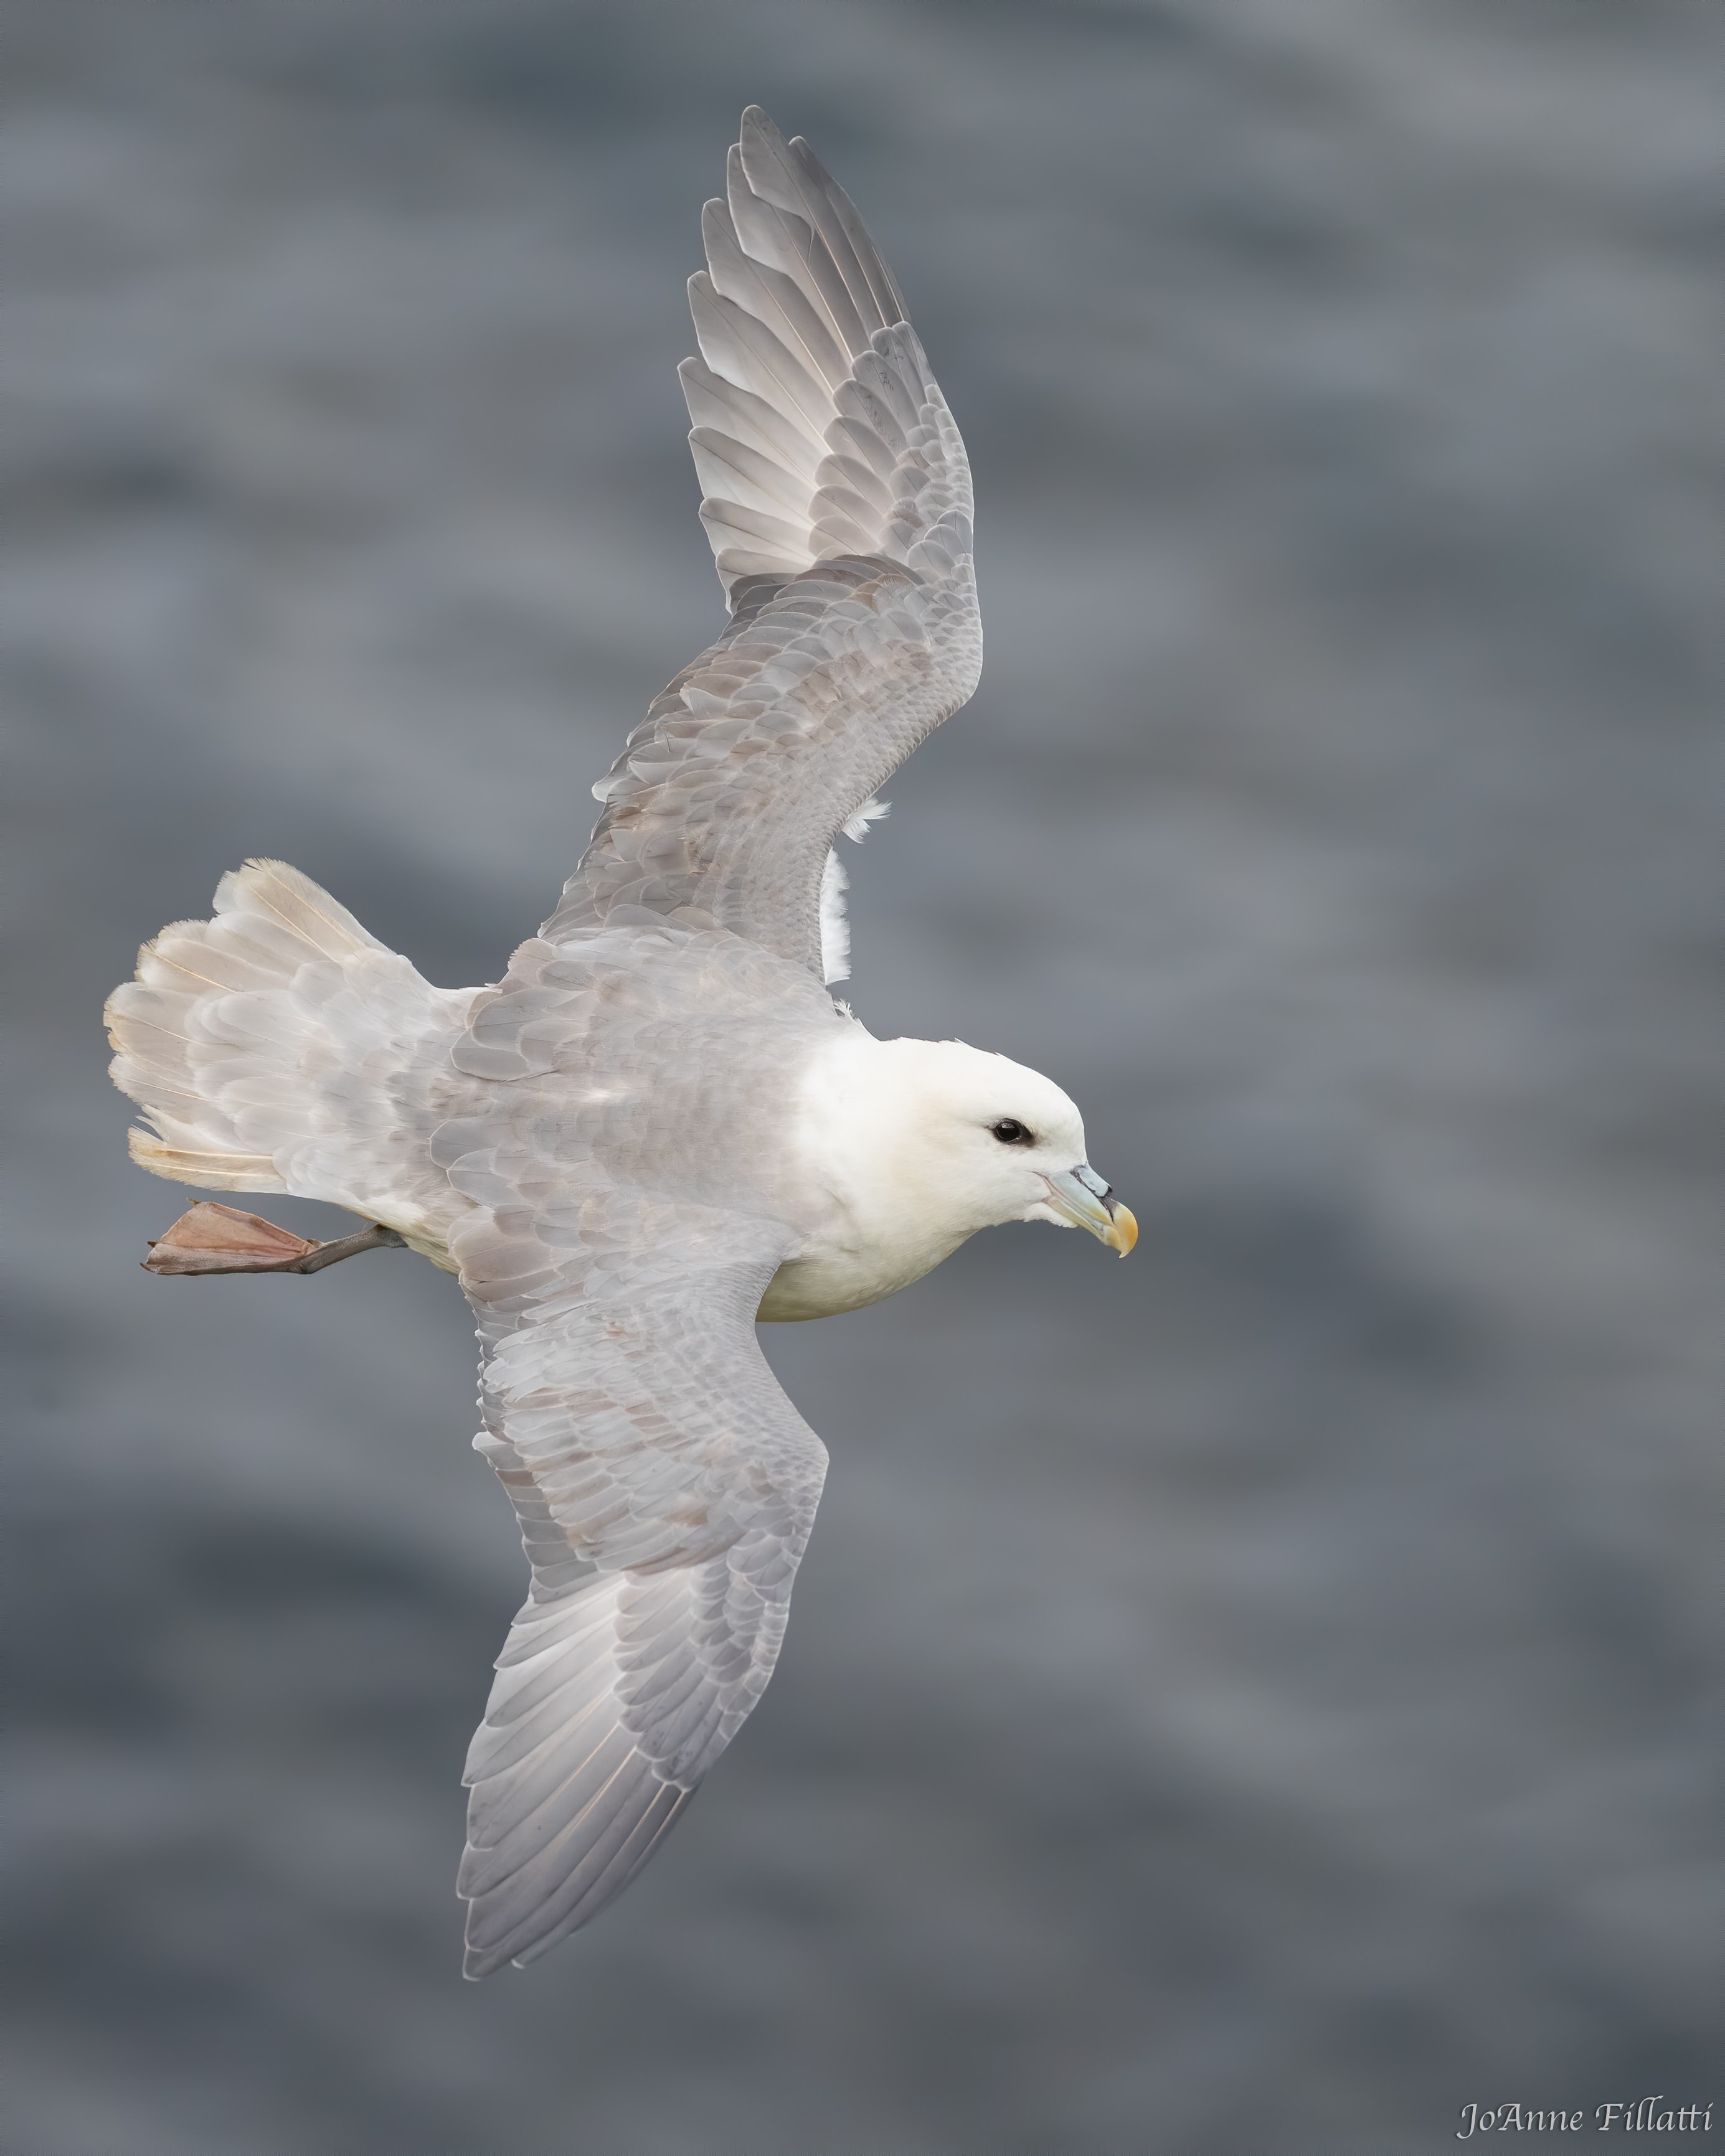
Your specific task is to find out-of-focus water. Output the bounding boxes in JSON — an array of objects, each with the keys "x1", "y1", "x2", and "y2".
[{"x1": 6, "y1": 2, "x2": 1722, "y2": 2149}]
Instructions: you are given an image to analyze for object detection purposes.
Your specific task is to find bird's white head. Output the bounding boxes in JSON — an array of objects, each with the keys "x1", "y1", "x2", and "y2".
[
  {"x1": 869, "y1": 1037, "x2": 1135, "y2": 1251},
  {"x1": 802, "y1": 1031, "x2": 1137, "y2": 1270}
]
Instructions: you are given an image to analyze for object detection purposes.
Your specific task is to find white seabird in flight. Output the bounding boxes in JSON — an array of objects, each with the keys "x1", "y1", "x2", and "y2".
[{"x1": 105, "y1": 108, "x2": 1136, "y2": 1978}]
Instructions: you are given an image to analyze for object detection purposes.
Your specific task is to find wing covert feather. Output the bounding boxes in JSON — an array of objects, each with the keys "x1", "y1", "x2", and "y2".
[
  {"x1": 452, "y1": 1193, "x2": 826, "y2": 1975},
  {"x1": 543, "y1": 107, "x2": 980, "y2": 980}
]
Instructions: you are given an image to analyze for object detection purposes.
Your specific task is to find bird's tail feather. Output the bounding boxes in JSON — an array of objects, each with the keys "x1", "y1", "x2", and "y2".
[{"x1": 105, "y1": 859, "x2": 470, "y2": 1227}]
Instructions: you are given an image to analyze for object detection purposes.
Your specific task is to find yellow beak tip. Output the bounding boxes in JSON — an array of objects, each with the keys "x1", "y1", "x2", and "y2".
[{"x1": 1106, "y1": 1204, "x2": 1138, "y2": 1256}]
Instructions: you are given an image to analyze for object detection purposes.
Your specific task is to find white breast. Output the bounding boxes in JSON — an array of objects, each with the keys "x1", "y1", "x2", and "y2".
[{"x1": 755, "y1": 1024, "x2": 973, "y2": 1323}]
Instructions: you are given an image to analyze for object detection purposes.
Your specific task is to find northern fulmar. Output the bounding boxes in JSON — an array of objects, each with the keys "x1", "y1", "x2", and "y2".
[{"x1": 105, "y1": 107, "x2": 1136, "y2": 1978}]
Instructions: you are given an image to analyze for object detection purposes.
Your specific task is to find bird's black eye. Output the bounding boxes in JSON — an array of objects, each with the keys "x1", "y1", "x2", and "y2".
[{"x1": 991, "y1": 1118, "x2": 1033, "y2": 1146}]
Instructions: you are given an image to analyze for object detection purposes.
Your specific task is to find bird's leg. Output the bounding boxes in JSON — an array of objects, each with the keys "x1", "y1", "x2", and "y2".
[{"x1": 143, "y1": 1200, "x2": 407, "y2": 1277}]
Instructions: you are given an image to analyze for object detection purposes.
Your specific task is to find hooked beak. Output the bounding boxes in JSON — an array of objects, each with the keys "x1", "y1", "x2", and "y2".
[{"x1": 1041, "y1": 1164, "x2": 1138, "y2": 1256}]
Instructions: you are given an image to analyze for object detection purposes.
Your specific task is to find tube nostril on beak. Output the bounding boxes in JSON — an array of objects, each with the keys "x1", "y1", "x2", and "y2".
[{"x1": 1041, "y1": 1166, "x2": 1137, "y2": 1254}]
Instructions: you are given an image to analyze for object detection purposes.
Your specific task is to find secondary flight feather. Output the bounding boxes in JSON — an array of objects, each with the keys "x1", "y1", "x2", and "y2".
[{"x1": 106, "y1": 107, "x2": 1134, "y2": 1978}]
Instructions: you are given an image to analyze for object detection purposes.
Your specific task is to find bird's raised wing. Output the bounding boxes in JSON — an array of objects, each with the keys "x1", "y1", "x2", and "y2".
[
  {"x1": 544, "y1": 106, "x2": 980, "y2": 981},
  {"x1": 447, "y1": 1183, "x2": 825, "y2": 1977}
]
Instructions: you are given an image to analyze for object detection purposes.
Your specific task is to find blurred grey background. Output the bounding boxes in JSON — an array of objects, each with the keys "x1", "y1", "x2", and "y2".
[{"x1": 6, "y1": 1, "x2": 1723, "y2": 2150}]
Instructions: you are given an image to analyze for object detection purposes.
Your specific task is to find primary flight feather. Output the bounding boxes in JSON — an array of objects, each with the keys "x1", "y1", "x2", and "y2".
[{"x1": 105, "y1": 106, "x2": 1135, "y2": 1979}]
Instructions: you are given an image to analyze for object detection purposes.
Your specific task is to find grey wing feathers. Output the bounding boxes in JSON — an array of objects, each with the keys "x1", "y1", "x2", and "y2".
[
  {"x1": 452, "y1": 1196, "x2": 826, "y2": 1975},
  {"x1": 686, "y1": 105, "x2": 915, "y2": 591},
  {"x1": 458, "y1": 1571, "x2": 697, "y2": 1971},
  {"x1": 542, "y1": 107, "x2": 980, "y2": 980}
]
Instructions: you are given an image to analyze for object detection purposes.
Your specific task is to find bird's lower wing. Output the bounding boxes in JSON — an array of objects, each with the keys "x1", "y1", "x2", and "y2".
[{"x1": 451, "y1": 1190, "x2": 825, "y2": 1976}]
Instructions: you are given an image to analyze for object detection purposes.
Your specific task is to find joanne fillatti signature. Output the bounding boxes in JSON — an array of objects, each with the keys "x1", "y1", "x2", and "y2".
[{"x1": 1458, "y1": 2101, "x2": 1715, "y2": 2139}]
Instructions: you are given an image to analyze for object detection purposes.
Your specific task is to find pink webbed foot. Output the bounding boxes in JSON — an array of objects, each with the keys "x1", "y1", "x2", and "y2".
[{"x1": 143, "y1": 1201, "x2": 405, "y2": 1276}]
